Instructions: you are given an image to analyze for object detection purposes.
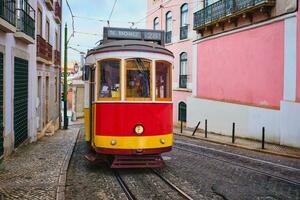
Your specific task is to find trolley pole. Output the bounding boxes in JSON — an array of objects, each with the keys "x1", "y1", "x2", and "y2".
[{"x1": 63, "y1": 24, "x2": 68, "y2": 129}]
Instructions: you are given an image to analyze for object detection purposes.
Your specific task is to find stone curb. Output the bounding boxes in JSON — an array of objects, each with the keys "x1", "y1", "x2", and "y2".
[
  {"x1": 174, "y1": 132, "x2": 300, "y2": 159},
  {"x1": 56, "y1": 129, "x2": 80, "y2": 200}
]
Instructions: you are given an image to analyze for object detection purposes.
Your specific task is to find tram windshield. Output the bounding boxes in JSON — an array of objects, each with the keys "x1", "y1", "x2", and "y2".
[
  {"x1": 99, "y1": 59, "x2": 121, "y2": 99},
  {"x1": 126, "y1": 59, "x2": 151, "y2": 99}
]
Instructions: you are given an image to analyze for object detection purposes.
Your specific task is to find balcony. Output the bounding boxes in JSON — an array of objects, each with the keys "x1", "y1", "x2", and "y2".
[
  {"x1": 179, "y1": 75, "x2": 187, "y2": 89},
  {"x1": 54, "y1": 1, "x2": 61, "y2": 24},
  {"x1": 180, "y1": 25, "x2": 188, "y2": 40},
  {"x1": 54, "y1": 50, "x2": 61, "y2": 66},
  {"x1": 165, "y1": 31, "x2": 172, "y2": 44},
  {"x1": 0, "y1": 0, "x2": 16, "y2": 32},
  {"x1": 37, "y1": 35, "x2": 53, "y2": 64},
  {"x1": 15, "y1": 0, "x2": 35, "y2": 44},
  {"x1": 45, "y1": 0, "x2": 54, "y2": 11},
  {"x1": 193, "y1": 0, "x2": 276, "y2": 33}
]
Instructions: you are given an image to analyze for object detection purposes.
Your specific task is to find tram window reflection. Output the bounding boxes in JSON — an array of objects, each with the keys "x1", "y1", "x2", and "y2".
[
  {"x1": 99, "y1": 60, "x2": 120, "y2": 99},
  {"x1": 156, "y1": 61, "x2": 171, "y2": 100},
  {"x1": 126, "y1": 59, "x2": 151, "y2": 99}
]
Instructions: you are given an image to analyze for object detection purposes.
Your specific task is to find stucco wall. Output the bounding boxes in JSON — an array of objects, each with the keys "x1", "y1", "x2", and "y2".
[
  {"x1": 197, "y1": 21, "x2": 284, "y2": 108},
  {"x1": 297, "y1": 0, "x2": 300, "y2": 102}
]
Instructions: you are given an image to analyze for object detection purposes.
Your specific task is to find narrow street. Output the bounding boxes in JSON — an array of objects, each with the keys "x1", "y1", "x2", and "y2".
[{"x1": 66, "y1": 128, "x2": 300, "y2": 200}]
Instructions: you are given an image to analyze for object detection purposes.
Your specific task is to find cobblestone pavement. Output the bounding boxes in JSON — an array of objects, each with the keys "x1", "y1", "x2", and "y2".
[
  {"x1": 66, "y1": 130, "x2": 300, "y2": 200},
  {"x1": 0, "y1": 127, "x2": 79, "y2": 200}
]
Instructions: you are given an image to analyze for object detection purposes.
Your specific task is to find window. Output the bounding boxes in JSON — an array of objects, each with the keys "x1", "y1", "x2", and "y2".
[
  {"x1": 98, "y1": 59, "x2": 121, "y2": 100},
  {"x1": 165, "y1": 11, "x2": 172, "y2": 43},
  {"x1": 46, "y1": 19, "x2": 50, "y2": 42},
  {"x1": 55, "y1": 76, "x2": 57, "y2": 102},
  {"x1": 180, "y1": 4, "x2": 188, "y2": 40},
  {"x1": 179, "y1": 52, "x2": 187, "y2": 88},
  {"x1": 125, "y1": 58, "x2": 151, "y2": 100},
  {"x1": 153, "y1": 17, "x2": 159, "y2": 30},
  {"x1": 156, "y1": 61, "x2": 171, "y2": 100},
  {"x1": 55, "y1": 31, "x2": 59, "y2": 50},
  {"x1": 37, "y1": 8, "x2": 42, "y2": 36}
]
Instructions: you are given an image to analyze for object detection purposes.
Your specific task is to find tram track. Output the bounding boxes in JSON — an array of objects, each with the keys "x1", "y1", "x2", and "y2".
[
  {"x1": 112, "y1": 168, "x2": 194, "y2": 200},
  {"x1": 173, "y1": 142, "x2": 300, "y2": 186}
]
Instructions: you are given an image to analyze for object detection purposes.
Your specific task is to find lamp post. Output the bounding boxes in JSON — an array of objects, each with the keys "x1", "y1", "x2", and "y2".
[{"x1": 63, "y1": 24, "x2": 68, "y2": 129}]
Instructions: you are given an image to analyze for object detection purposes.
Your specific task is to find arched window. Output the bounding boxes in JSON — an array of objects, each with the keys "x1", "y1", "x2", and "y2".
[
  {"x1": 165, "y1": 11, "x2": 172, "y2": 43},
  {"x1": 180, "y1": 4, "x2": 188, "y2": 40},
  {"x1": 153, "y1": 17, "x2": 159, "y2": 30},
  {"x1": 179, "y1": 52, "x2": 187, "y2": 88},
  {"x1": 178, "y1": 102, "x2": 187, "y2": 122}
]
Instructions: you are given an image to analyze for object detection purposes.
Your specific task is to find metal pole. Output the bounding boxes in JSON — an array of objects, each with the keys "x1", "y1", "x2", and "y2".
[
  {"x1": 180, "y1": 119, "x2": 183, "y2": 133},
  {"x1": 262, "y1": 127, "x2": 265, "y2": 149},
  {"x1": 205, "y1": 119, "x2": 207, "y2": 138},
  {"x1": 232, "y1": 122, "x2": 235, "y2": 143},
  {"x1": 192, "y1": 121, "x2": 200, "y2": 136},
  {"x1": 63, "y1": 24, "x2": 68, "y2": 129}
]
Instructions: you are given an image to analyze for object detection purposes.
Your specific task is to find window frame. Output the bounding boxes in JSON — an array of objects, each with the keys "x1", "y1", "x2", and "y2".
[
  {"x1": 97, "y1": 58, "x2": 122, "y2": 101},
  {"x1": 179, "y1": 52, "x2": 188, "y2": 88},
  {"x1": 155, "y1": 60, "x2": 172, "y2": 102},
  {"x1": 125, "y1": 58, "x2": 152, "y2": 101},
  {"x1": 153, "y1": 17, "x2": 159, "y2": 30},
  {"x1": 180, "y1": 3, "x2": 188, "y2": 27}
]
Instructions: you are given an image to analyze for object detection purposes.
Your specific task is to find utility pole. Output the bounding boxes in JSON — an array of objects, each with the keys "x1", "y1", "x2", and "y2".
[{"x1": 63, "y1": 24, "x2": 68, "y2": 129}]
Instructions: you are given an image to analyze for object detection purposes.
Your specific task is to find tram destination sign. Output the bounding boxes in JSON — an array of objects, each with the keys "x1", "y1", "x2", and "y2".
[{"x1": 103, "y1": 27, "x2": 164, "y2": 45}]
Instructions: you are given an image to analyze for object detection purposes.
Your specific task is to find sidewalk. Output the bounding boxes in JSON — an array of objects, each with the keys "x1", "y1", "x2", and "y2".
[
  {"x1": 0, "y1": 127, "x2": 79, "y2": 200},
  {"x1": 174, "y1": 127, "x2": 300, "y2": 159}
]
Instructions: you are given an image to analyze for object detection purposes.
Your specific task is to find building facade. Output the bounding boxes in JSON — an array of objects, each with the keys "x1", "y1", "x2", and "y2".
[
  {"x1": 146, "y1": 0, "x2": 196, "y2": 125},
  {"x1": 0, "y1": 0, "x2": 61, "y2": 158},
  {"x1": 36, "y1": 0, "x2": 61, "y2": 137},
  {"x1": 189, "y1": 0, "x2": 300, "y2": 148}
]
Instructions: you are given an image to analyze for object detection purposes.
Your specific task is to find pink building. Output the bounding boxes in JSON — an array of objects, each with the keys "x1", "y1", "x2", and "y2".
[
  {"x1": 146, "y1": 0, "x2": 196, "y2": 125},
  {"x1": 189, "y1": 0, "x2": 300, "y2": 148}
]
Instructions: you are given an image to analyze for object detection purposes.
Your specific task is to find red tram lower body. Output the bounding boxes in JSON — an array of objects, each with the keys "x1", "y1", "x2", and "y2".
[{"x1": 89, "y1": 103, "x2": 173, "y2": 157}]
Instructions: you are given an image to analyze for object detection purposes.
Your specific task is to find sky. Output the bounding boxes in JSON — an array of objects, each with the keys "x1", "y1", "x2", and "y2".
[{"x1": 62, "y1": 0, "x2": 148, "y2": 64}]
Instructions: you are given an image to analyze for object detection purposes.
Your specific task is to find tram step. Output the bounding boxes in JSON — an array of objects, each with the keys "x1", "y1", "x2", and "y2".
[{"x1": 111, "y1": 155, "x2": 165, "y2": 168}]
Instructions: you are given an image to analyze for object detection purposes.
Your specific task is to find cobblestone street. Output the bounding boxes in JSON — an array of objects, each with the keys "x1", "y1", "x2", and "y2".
[
  {"x1": 66, "y1": 129, "x2": 300, "y2": 200},
  {"x1": 0, "y1": 127, "x2": 79, "y2": 200}
]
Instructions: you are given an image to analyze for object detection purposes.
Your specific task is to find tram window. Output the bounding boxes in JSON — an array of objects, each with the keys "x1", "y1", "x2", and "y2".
[
  {"x1": 98, "y1": 59, "x2": 121, "y2": 99},
  {"x1": 156, "y1": 61, "x2": 171, "y2": 100},
  {"x1": 126, "y1": 59, "x2": 151, "y2": 100}
]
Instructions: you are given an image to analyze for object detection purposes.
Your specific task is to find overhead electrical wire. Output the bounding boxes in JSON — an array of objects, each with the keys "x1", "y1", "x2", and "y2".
[{"x1": 108, "y1": 0, "x2": 118, "y2": 26}]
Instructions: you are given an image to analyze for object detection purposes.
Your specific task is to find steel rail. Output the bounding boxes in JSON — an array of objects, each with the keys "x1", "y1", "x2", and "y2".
[
  {"x1": 113, "y1": 170, "x2": 137, "y2": 200},
  {"x1": 174, "y1": 145, "x2": 300, "y2": 186},
  {"x1": 175, "y1": 140, "x2": 300, "y2": 172},
  {"x1": 151, "y1": 169, "x2": 194, "y2": 200}
]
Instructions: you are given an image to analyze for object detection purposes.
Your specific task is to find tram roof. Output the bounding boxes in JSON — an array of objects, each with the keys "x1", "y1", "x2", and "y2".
[{"x1": 86, "y1": 40, "x2": 174, "y2": 58}]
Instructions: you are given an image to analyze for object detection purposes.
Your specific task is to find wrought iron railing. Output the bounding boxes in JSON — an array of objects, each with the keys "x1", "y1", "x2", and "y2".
[
  {"x1": 16, "y1": 0, "x2": 35, "y2": 38},
  {"x1": 165, "y1": 31, "x2": 172, "y2": 43},
  {"x1": 179, "y1": 75, "x2": 187, "y2": 88},
  {"x1": 0, "y1": 0, "x2": 16, "y2": 26},
  {"x1": 37, "y1": 35, "x2": 53, "y2": 61},
  {"x1": 194, "y1": 0, "x2": 275, "y2": 29},
  {"x1": 180, "y1": 25, "x2": 188, "y2": 40}
]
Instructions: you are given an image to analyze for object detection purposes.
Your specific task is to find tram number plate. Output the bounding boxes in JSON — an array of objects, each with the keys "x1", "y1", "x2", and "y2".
[{"x1": 144, "y1": 32, "x2": 162, "y2": 41}]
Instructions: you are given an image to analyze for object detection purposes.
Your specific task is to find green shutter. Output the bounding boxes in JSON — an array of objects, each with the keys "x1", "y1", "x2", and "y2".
[
  {"x1": 14, "y1": 57, "x2": 28, "y2": 147},
  {"x1": 0, "y1": 53, "x2": 3, "y2": 156}
]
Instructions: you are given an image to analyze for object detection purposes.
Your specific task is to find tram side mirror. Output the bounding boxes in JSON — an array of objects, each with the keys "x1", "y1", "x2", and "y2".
[{"x1": 82, "y1": 65, "x2": 90, "y2": 81}]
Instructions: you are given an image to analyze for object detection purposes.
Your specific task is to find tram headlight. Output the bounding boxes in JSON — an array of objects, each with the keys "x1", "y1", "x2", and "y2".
[{"x1": 134, "y1": 124, "x2": 144, "y2": 135}]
